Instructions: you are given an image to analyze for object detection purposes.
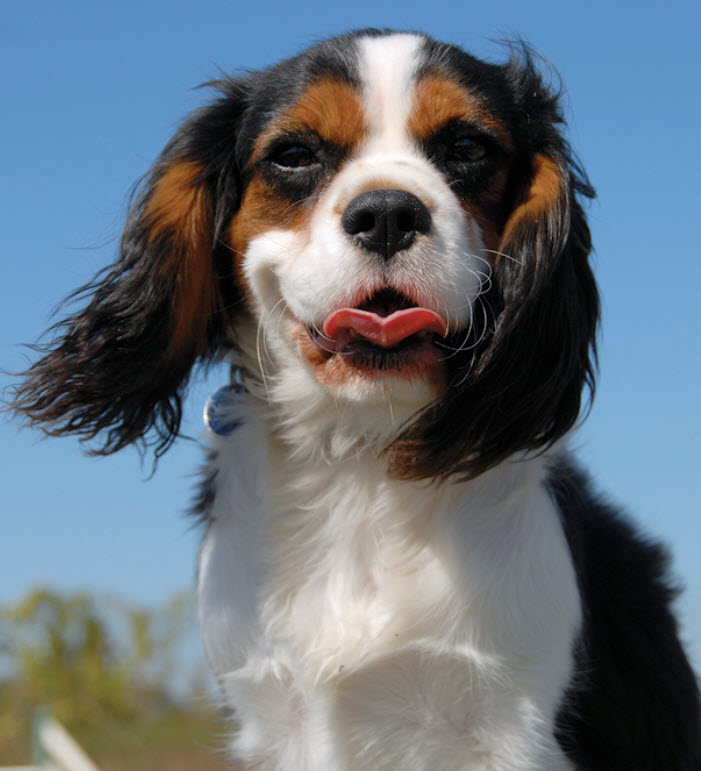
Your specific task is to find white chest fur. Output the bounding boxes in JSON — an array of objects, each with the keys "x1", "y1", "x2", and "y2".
[{"x1": 197, "y1": 408, "x2": 580, "y2": 770}]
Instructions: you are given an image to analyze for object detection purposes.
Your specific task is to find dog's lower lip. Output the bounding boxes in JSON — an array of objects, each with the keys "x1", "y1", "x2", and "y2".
[{"x1": 307, "y1": 326, "x2": 444, "y2": 375}]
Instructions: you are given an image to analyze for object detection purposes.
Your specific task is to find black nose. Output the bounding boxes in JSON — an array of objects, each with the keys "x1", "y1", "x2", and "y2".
[{"x1": 341, "y1": 189, "x2": 431, "y2": 260}]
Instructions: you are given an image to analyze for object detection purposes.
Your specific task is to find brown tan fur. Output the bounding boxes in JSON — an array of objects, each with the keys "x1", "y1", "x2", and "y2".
[
  {"x1": 145, "y1": 159, "x2": 215, "y2": 354},
  {"x1": 500, "y1": 154, "x2": 563, "y2": 246}
]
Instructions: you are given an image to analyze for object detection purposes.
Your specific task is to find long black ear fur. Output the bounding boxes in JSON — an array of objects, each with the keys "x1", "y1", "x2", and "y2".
[
  {"x1": 388, "y1": 50, "x2": 599, "y2": 481},
  {"x1": 10, "y1": 79, "x2": 249, "y2": 457}
]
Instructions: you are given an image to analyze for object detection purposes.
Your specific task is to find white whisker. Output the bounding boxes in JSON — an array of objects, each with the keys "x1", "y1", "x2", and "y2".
[{"x1": 479, "y1": 248, "x2": 523, "y2": 266}]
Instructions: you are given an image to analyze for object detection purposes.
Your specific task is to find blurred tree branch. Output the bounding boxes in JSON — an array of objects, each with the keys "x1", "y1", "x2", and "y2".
[{"x1": 0, "y1": 587, "x2": 219, "y2": 766}]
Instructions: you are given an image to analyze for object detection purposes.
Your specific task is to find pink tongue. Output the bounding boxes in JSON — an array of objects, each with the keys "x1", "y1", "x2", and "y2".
[{"x1": 322, "y1": 307, "x2": 447, "y2": 349}]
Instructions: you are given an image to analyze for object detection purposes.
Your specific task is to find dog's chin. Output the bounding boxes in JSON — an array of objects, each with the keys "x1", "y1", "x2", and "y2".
[{"x1": 294, "y1": 323, "x2": 447, "y2": 405}]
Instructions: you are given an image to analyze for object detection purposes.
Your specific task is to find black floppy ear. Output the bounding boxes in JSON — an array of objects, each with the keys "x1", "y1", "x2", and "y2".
[
  {"x1": 388, "y1": 54, "x2": 599, "y2": 481},
  {"x1": 486, "y1": 144, "x2": 599, "y2": 440},
  {"x1": 11, "y1": 80, "x2": 249, "y2": 457}
]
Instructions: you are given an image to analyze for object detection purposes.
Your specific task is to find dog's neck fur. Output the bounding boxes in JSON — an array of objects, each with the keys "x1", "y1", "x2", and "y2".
[{"x1": 197, "y1": 386, "x2": 581, "y2": 769}]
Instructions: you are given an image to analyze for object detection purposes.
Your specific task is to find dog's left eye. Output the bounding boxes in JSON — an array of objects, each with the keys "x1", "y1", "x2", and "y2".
[
  {"x1": 448, "y1": 137, "x2": 488, "y2": 164},
  {"x1": 270, "y1": 144, "x2": 317, "y2": 169}
]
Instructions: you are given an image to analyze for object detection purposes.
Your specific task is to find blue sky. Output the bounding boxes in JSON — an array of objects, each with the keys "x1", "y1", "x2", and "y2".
[{"x1": 2, "y1": 0, "x2": 700, "y2": 673}]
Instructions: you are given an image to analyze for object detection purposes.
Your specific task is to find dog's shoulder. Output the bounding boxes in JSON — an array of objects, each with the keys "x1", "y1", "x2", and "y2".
[{"x1": 549, "y1": 458, "x2": 701, "y2": 768}]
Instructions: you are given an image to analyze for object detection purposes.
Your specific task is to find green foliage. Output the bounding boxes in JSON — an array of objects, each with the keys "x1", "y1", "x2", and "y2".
[{"x1": 0, "y1": 587, "x2": 221, "y2": 767}]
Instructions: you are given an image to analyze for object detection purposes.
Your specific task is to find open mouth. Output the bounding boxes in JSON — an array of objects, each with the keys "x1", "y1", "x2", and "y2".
[{"x1": 308, "y1": 288, "x2": 448, "y2": 371}]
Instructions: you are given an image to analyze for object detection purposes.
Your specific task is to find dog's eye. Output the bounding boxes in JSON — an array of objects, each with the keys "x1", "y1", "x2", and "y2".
[
  {"x1": 270, "y1": 144, "x2": 316, "y2": 169},
  {"x1": 449, "y1": 137, "x2": 488, "y2": 164}
]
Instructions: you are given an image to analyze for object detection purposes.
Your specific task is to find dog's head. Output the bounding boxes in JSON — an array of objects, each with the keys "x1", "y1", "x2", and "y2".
[{"x1": 13, "y1": 30, "x2": 598, "y2": 480}]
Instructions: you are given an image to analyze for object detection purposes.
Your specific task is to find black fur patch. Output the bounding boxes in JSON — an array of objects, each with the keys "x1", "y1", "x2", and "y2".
[{"x1": 550, "y1": 458, "x2": 701, "y2": 769}]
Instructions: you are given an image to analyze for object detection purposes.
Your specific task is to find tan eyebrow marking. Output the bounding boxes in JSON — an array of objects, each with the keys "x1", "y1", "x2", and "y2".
[
  {"x1": 409, "y1": 73, "x2": 512, "y2": 148},
  {"x1": 252, "y1": 77, "x2": 368, "y2": 162}
]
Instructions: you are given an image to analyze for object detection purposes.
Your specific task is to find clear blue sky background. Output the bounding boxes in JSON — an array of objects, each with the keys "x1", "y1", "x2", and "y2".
[{"x1": 2, "y1": 0, "x2": 700, "y2": 674}]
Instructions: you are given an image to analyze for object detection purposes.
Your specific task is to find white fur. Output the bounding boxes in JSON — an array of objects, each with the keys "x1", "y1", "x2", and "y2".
[
  {"x1": 197, "y1": 34, "x2": 581, "y2": 770},
  {"x1": 198, "y1": 399, "x2": 580, "y2": 770}
]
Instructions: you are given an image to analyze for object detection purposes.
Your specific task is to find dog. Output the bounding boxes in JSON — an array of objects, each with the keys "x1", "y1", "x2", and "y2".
[{"x1": 13, "y1": 29, "x2": 701, "y2": 770}]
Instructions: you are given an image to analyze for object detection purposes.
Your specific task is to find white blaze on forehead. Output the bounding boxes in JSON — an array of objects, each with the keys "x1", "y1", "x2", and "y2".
[{"x1": 357, "y1": 34, "x2": 424, "y2": 154}]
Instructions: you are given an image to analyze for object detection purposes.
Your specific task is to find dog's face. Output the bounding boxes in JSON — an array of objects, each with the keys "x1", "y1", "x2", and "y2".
[
  {"x1": 14, "y1": 30, "x2": 599, "y2": 479},
  {"x1": 235, "y1": 34, "x2": 501, "y2": 412}
]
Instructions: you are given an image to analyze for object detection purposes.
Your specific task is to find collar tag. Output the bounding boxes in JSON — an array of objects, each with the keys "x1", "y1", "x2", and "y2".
[{"x1": 203, "y1": 368, "x2": 248, "y2": 436}]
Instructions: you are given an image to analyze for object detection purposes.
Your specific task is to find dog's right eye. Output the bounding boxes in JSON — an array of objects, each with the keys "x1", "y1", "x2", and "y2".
[{"x1": 270, "y1": 144, "x2": 317, "y2": 169}]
